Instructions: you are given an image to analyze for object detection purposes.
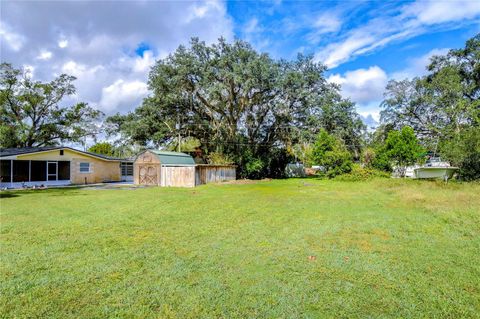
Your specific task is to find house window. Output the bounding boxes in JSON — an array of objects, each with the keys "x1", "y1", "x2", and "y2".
[
  {"x1": 79, "y1": 162, "x2": 91, "y2": 173},
  {"x1": 60, "y1": 150, "x2": 64, "y2": 155},
  {"x1": 121, "y1": 162, "x2": 133, "y2": 176}
]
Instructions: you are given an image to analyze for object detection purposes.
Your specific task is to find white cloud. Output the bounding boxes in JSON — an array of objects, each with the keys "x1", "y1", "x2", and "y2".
[
  {"x1": 241, "y1": 17, "x2": 272, "y2": 52},
  {"x1": 313, "y1": 13, "x2": 341, "y2": 34},
  {"x1": 58, "y1": 39, "x2": 68, "y2": 48},
  {"x1": 328, "y1": 65, "x2": 388, "y2": 104},
  {"x1": 244, "y1": 18, "x2": 260, "y2": 34},
  {"x1": 360, "y1": 112, "x2": 380, "y2": 128},
  {"x1": 392, "y1": 48, "x2": 450, "y2": 80},
  {"x1": 37, "y1": 50, "x2": 52, "y2": 60},
  {"x1": 99, "y1": 80, "x2": 149, "y2": 112},
  {"x1": 330, "y1": 46, "x2": 454, "y2": 126},
  {"x1": 0, "y1": 22, "x2": 26, "y2": 51},
  {"x1": 1, "y1": 0, "x2": 233, "y2": 114},
  {"x1": 317, "y1": 32, "x2": 374, "y2": 68},
  {"x1": 306, "y1": 12, "x2": 342, "y2": 45},
  {"x1": 132, "y1": 50, "x2": 156, "y2": 73},
  {"x1": 22, "y1": 64, "x2": 35, "y2": 78},
  {"x1": 328, "y1": 66, "x2": 388, "y2": 127},
  {"x1": 61, "y1": 61, "x2": 103, "y2": 78},
  {"x1": 403, "y1": 1, "x2": 480, "y2": 25},
  {"x1": 315, "y1": 0, "x2": 480, "y2": 68}
]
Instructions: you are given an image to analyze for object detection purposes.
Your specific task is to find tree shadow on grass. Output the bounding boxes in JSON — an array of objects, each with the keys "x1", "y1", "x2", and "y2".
[
  {"x1": 0, "y1": 187, "x2": 88, "y2": 199},
  {"x1": 0, "y1": 192, "x2": 19, "y2": 198}
]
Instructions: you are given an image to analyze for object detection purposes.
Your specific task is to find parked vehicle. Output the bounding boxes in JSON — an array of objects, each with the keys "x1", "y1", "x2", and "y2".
[{"x1": 414, "y1": 157, "x2": 458, "y2": 181}]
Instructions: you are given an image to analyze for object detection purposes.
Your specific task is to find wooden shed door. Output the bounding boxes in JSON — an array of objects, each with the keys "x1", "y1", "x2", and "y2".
[{"x1": 139, "y1": 165, "x2": 158, "y2": 185}]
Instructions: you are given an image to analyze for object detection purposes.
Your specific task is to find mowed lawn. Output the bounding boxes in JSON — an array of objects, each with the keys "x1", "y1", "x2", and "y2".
[{"x1": 1, "y1": 179, "x2": 479, "y2": 318}]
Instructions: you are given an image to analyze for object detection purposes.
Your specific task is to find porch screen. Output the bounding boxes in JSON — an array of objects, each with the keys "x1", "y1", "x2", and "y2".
[
  {"x1": 0, "y1": 160, "x2": 11, "y2": 182},
  {"x1": 58, "y1": 161, "x2": 70, "y2": 180},
  {"x1": 31, "y1": 161, "x2": 47, "y2": 181},
  {"x1": 13, "y1": 160, "x2": 29, "y2": 182}
]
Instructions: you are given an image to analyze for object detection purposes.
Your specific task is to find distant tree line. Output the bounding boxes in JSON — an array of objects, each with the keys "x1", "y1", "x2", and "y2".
[
  {"x1": 375, "y1": 34, "x2": 479, "y2": 180},
  {"x1": 1, "y1": 34, "x2": 478, "y2": 180}
]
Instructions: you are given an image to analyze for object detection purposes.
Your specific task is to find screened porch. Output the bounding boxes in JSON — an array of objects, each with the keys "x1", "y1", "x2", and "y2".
[{"x1": 0, "y1": 160, "x2": 71, "y2": 187}]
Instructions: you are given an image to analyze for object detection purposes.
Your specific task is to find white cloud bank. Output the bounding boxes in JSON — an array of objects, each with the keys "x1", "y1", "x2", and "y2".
[
  {"x1": 328, "y1": 66, "x2": 388, "y2": 105},
  {"x1": 99, "y1": 80, "x2": 149, "y2": 113},
  {"x1": 1, "y1": 0, "x2": 233, "y2": 114},
  {"x1": 329, "y1": 45, "x2": 457, "y2": 126}
]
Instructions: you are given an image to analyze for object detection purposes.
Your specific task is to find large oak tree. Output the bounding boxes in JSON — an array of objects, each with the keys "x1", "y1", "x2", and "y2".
[{"x1": 108, "y1": 38, "x2": 364, "y2": 177}]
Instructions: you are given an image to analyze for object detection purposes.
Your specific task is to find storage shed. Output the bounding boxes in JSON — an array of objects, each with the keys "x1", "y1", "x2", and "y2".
[
  {"x1": 134, "y1": 150, "x2": 196, "y2": 187},
  {"x1": 133, "y1": 150, "x2": 237, "y2": 187}
]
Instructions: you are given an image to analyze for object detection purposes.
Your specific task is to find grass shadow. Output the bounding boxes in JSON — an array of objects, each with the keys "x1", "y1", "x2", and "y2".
[
  {"x1": 0, "y1": 192, "x2": 19, "y2": 198},
  {"x1": 0, "y1": 187, "x2": 87, "y2": 199}
]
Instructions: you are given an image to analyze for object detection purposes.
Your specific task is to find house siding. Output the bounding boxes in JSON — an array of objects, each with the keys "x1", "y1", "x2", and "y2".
[{"x1": 15, "y1": 149, "x2": 121, "y2": 184}]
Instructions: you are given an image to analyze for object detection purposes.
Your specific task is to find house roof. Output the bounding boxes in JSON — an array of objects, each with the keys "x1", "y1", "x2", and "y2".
[
  {"x1": 0, "y1": 146, "x2": 132, "y2": 162},
  {"x1": 142, "y1": 150, "x2": 195, "y2": 165}
]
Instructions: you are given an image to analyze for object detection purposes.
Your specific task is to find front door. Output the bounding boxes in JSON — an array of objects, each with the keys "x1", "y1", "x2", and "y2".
[
  {"x1": 139, "y1": 165, "x2": 157, "y2": 185},
  {"x1": 47, "y1": 161, "x2": 57, "y2": 181}
]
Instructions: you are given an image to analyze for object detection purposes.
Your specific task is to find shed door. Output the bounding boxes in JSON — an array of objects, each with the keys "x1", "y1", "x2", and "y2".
[{"x1": 139, "y1": 165, "x2": 158, "y2": 185}]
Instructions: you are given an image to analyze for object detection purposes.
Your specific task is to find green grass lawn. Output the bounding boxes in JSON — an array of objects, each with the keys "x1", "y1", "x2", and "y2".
[{"x1": 1, "y1": 179, "x2": 479, "y2": 318}]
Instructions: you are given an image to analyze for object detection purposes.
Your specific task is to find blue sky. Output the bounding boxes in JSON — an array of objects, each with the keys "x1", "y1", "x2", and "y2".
[
  {"x1": 1, "y1": 0, "x2": 479, "y2": 126},
  {"x1": 227, "y1": 0, "x2": 480, "y2": 124}
]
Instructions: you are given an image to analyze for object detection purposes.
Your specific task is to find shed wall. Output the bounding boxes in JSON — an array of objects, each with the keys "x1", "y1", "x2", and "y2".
[
  {"x1": 195, "y1": 165, "x2": 236, "y2": 185},
  {"x1": 161, "y1": 166, "x2": 195, "y2": 187}
]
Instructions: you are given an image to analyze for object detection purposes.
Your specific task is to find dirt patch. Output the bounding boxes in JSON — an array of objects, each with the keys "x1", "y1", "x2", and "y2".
[
  {"x1": 221, "y1": 178, "x2": 272, "y2": 185},
  {"x1": 84, "y1": 184, "x2": 147, "y2": 190}
]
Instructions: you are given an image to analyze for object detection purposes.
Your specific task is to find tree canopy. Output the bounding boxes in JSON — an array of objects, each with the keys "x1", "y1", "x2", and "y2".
[
  {"x1": 108, "y1": 38, "x2": 364, "y2": 178},
  {"x1": 379, "y1": 34, "x2": 480, "y2": 179},
  {"x1": 380, "y1": 34, "x2": 479, "y2": 141},
  {"x1": 381, "y1": 126, "x2": 424, "y2": 177},
  {"x1": 87, "y1": 142, "x2": 115, "y2": 157},
  {"x1": 310, "y1": 129, "x2": 353, "y2": 178},
  {"x1": 0, "y1": 63, "x2": 103, "y2": 148}
]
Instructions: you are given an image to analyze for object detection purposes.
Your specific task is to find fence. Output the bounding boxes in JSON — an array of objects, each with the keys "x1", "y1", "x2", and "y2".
[{"x1": 195, "y1": 165, "x2": 236, "y2": 185}]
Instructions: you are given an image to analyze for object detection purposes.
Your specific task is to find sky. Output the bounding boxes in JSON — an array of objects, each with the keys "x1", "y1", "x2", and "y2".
[{"x1": 1, "y1": 0, "x2": 479, "y2": 129}]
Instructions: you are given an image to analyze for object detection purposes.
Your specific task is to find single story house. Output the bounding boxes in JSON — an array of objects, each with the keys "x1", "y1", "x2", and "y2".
[
  {"x1": 134, "y1": 150, "x2": 236, "y2": 187},
  {"x1": 0, "y1": 147, "x2": 133, "y2": 188}
]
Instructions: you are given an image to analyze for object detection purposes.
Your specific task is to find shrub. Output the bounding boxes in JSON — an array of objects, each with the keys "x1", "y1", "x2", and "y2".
[
  {"x1": 440, "y1": 127, "x2": 480, "y2": 181},
  {"x1": 335, "y1": 164, "x2": 391, "y2": 181},
  {"x1": 311, "y1": 129, "x2": 353, "y2": 178},
  {"x1": 244, "y1": 158, "x2": 265, "y2": 179},
  {"x1": 206, "y1": 152, "x2": 234, "y2": 165},
  {"x1": 377, "y1": 126, "x2": 424, "y2": 177},
  {"x1": 370, "y1": 149, "x2": 392, "y2": 172}
]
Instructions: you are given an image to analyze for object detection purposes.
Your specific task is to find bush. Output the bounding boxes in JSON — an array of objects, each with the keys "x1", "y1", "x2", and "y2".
[
  {"x1": 369, "y1": 149, "x2": 392, "y2": 172},
  {"x1": 374, "y1": 126, "x2": 424, "y2": 176},
  {"x1": 335, "y1": 164, "x2": 391, "y2": 181},
  {"x1": 244, "y1": 158, "x2": 265, "y2": 179},
  {"x1": 311, "y1": 129, "x2": 353, "y2": 178},
  {"x1": 441, "y1": 127, "x2": 480, "y2": 181},
  {"x1": 206, "y1": 152, "x2": 234, "y2": 165}
]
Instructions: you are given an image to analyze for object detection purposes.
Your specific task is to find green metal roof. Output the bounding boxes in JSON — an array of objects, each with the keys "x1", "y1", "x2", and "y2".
[{"x1": 148, "y1": 150, "x2": 195, "y2": 165}]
